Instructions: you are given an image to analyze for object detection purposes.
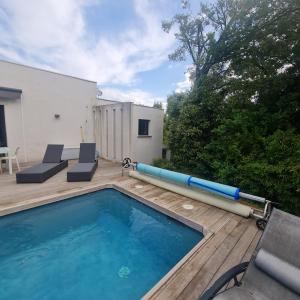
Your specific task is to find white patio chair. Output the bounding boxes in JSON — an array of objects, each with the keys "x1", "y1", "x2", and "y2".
[{"x1": 0, "y1": 147, "x2": 20, "y2": 172}]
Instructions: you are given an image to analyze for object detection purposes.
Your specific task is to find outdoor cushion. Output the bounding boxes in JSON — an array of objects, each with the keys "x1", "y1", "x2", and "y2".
[
  {"x1": 256, "y1": 209, "x2": 300, "y2": 269},
  {"x1": 18, "y1": 163, "x2": 62, "y2": 174},
  {"x1": 67, "y1": 143, "x2": 97, "y2": 182},
  {"x1": 78, "y1": 143, "x2": 96, "y2": 163},
  {"x1": 16, "y1": 160, "x2": 68, "y2": 183},
  {"x1": 67, "y1": 161, "x2": 98, "y2": 182},
  {"x1": 201, "y1": 209, "x2": 300, "y2": 300},
  {"x1": 42, "y1": 144, "x2": 64, "y2": 163},
  {"x1": 255, "y1": 249, "x2": 300, "y2": 296},
  {"x1": 68, "y1": 163, "x2": 96, "y2": 173}
]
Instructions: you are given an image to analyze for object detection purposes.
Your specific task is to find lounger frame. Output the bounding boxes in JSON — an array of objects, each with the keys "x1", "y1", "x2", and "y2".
[
  {"x1": 16, "y1": 144, "x2": 68, "y2": 183},
  {"x1": 16, "y1": 160, "x2": 68, "y2": 183},
  {"x1": 67, "y1": 160, "x2": 98, "y2": 182},
  {"x1": 67, "y1": 143, "x2": 98, "y2": 182}
]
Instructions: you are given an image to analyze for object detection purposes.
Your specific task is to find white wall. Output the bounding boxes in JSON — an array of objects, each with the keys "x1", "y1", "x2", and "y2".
[
  {"x1": 132, "y1": 105, "x2": 164, "y2": 164},
  {"x1": 95, "y1": 102, "x2": 163, "y2": 164},
  {"x1": 0, "y1": 60, "x2": 97, "y2": 162},
  {"x1": 95, "y1": 102, "x2": 131, "y2": 162}
]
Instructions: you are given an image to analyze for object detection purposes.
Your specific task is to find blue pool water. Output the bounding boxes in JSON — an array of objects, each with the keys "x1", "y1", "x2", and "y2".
[{"x1": 0, "y1": 189, "x2": 203, "y2": 300}]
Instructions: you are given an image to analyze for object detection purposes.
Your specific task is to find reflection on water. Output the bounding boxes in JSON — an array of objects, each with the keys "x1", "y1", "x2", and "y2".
[{"x1": 0, "y1": 188, "x2": 203, "y2": 300}]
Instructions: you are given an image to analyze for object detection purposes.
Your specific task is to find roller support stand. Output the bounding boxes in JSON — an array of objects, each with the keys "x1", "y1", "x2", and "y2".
[{"x1": 255, "y1": 200, "x2": 279, "y2": 230}]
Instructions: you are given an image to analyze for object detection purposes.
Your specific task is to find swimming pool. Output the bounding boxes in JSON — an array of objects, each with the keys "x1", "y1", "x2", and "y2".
[{"x1": 0, "y1": 188, "x2": 203, "y2": 300}]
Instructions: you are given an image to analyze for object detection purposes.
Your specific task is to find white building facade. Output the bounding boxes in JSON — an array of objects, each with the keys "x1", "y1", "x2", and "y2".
[
  {"x1": 0, "y1": 60, "x2": 97, "y2": 162},
  {"x1": 94, "y1": 100, "x2": 164, "y2": 164},
  {"x1": 0, "y1": 60, "x2": 163, "y2": 164}
]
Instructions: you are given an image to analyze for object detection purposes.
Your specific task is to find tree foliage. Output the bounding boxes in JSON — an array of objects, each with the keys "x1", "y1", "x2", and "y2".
[
  {"x1": 160, "y1": 0, "x2": 300, "y2": 215},
  {"x1": 153, "y1": 101, "x2": 163, "y2": 109}
]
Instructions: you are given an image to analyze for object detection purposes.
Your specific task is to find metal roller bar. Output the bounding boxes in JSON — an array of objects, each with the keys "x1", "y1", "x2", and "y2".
[{"x1": 239, "y1": 192, "x2": 266, "y2": 203}]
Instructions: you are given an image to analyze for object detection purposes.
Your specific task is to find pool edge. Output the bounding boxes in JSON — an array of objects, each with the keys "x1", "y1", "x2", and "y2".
[{"x1": 0, "y1": 182, "x2": 216, "y2": 299}]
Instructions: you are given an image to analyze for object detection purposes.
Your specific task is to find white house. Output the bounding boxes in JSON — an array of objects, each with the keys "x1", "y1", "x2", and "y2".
[
  {"x1": 95, "y1": 99, "x2": 164, "y2": 164},
  {"x1": 0, "y1": 60, "x2": 97, "y2": 162},
  {"x1": 0, "y1": 60, "x2": 163, "y2": 164}
]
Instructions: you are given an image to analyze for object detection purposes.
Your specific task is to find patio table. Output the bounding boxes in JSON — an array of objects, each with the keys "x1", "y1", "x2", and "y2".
[{"x1": 0, "y1": 147, "x2": 12, "y2": 175}]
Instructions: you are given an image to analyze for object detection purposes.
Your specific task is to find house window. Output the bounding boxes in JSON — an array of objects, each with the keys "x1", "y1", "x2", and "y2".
[{"x1": 138, "y1": 119, "x2": 150, "y2": 136}]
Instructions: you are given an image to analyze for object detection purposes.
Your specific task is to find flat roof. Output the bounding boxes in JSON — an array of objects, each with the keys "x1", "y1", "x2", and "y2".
[
  {"x1": 97, "y1": 98, "x2": 121, "y2": 103},
  {"x1": 96, "y1": 98, "x2": 163, "y2": 110},
  {"x1": 0, "y1": 59, "x2": 97, "y2": 84},
  {"x1": 134, "y1": 103, "x2": 164, "y2": 110}
]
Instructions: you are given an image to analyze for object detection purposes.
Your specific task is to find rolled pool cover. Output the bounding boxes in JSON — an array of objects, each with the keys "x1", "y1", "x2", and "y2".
[
  {"x1": 136, "y1": 163, "x2": 240, "y2": 200},
  {"x1": 129, "y1": 171, "x2": 253, "y2": 217}
]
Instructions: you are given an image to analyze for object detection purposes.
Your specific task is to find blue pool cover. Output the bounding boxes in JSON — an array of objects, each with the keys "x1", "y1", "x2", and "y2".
[
  {"x1": 136, "y1": 163, "x2": 240, "y2": 200},
  {"x1": 0, "y1": 189, "x2": 203, "y2": 300}
]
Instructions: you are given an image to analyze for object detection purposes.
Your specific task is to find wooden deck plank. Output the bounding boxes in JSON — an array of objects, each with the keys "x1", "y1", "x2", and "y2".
[
  {"x1": 224, "y1": 228, "x2": 263, "y2": 290},
  {"x1": 242, "y1": 229, "x2": 261, "y2": 262},
  {"x1": 154, "y1": 199, "x2": 184, "y2": 212},
  {"x1": 139, "y1": 187, "x2": 167, "y2": 199},
  {"x1": 203, "y1": 219, "x2": 259, "y2": 293},
  {"x1": 177, "y1": 219, "x2": 252, "y2": 300},
  {"x1": 146, "y1": 218, "x2": 239, "y2": 300},
  {"x1": 151, "y1": 192, "x2": 183, "y2": 207},
  {"x1": 173, "y1": 204, "x2": 210, "y2": 220}
]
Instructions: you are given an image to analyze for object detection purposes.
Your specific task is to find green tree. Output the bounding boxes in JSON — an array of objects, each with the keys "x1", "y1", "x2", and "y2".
[
  {"x1": 164, "y1": 93, "x2": 185, "y2": 144},
  {"x1": 153, "y1": 101, "x2": 163, "y2": 109},
  {"x1": 162, "y1": 0, "x2": 237, "y2": 82},
  {"x1": 160, "y1": 0, "x2": 300, "y2": 215}
]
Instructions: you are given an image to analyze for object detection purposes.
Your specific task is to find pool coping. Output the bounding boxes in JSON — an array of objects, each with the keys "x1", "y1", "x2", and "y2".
[{"x1": 0, "y1": 182, "x2": 217, "y2": 299}]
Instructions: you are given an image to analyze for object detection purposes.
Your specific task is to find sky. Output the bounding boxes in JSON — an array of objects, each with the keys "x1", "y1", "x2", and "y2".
[{"x1": 0, "y1": 0, "x2": 194, "y2": 107}]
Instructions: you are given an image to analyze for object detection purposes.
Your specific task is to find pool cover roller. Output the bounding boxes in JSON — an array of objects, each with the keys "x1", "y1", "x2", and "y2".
[
  {"x1": 129, "y1": 171, "x2": 253, "y2": 217},
  {"x1": 136, "y1": 163, "x2": 240, "y2": 200}
]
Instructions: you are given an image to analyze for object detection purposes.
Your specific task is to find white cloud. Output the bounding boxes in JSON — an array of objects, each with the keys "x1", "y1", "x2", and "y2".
[
  {"x1": 100, "y1": 87, "x2": 166, "y2": 107},
  {"x1": 0, "y1": 0, "x2": 175, "y2": 85},
  {"x1": 175, "y1": 69, "x2": 193, "y2": 93}
]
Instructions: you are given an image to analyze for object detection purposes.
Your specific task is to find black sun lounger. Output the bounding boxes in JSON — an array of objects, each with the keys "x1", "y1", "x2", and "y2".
[
  {"x1": 16, "y1": 144, "x2": 68, "y2": 183},
  {"x1": 199, "y1": 208, "x2": 300, "y2": 300},
  {"x1": 67, "y1": 143, "x2": 98, "y2": 182}
]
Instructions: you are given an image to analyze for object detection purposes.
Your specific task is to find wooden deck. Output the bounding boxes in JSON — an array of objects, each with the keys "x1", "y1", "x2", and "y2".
[{"x1": 0, "y1": 160, "x2": 262, "y2": 299}]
